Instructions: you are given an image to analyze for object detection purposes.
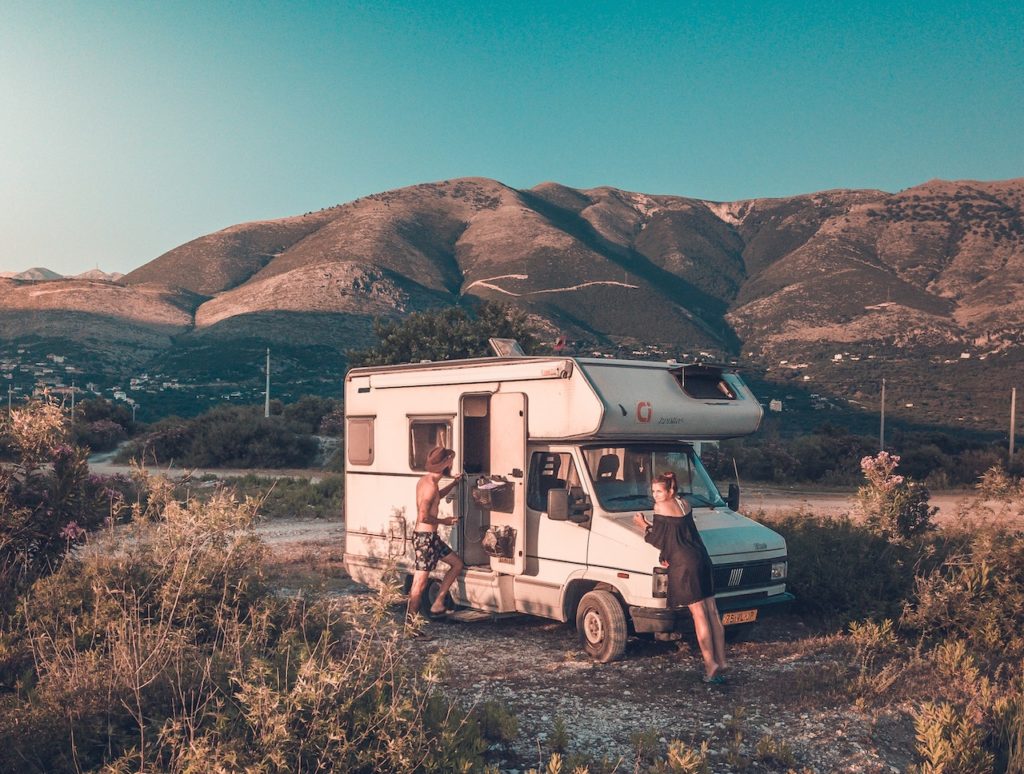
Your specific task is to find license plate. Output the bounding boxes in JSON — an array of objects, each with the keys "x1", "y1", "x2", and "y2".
[{"x1": 722, "y1": 609, "x2": 757, "y2": 625}]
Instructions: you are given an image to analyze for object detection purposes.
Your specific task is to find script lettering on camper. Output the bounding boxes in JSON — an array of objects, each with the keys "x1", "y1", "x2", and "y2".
[{"x1": 656, "y1": 416, "x2": 686, "y2": 425}]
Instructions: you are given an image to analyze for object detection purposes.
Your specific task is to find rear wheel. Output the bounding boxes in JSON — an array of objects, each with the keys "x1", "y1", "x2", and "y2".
[
  {"x1": 421, "y1": 578, "x2": 454, "y2": 615},
  {"x1": 576, "y1": 590, "x2": 628, "y2": 663}
]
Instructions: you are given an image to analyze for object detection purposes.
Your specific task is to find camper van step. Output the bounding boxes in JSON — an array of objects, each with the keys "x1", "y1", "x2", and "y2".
[{"x1": 447, "y1": 609, "x2": 512, "y2": 623}]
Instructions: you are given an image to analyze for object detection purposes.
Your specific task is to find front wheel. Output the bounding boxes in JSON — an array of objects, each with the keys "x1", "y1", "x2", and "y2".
[{"x1": 576, "y1": 590, "x2": 628, "y2": 663}]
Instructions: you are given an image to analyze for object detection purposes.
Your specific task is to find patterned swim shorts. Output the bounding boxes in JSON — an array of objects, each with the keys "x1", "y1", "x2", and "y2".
[{"x1": 413, "y1": 531, "x2": 453, "y2": 572}]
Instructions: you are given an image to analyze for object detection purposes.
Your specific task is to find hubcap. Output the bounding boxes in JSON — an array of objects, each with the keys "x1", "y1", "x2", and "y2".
[{"x1": 583, "y1": 608, "x2": 604, "y2": 643}]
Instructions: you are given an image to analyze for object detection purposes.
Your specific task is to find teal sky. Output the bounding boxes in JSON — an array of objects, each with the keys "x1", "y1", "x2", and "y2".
[{"x1": 2, "y1": 0, "x2": 1022, "y2": 276}]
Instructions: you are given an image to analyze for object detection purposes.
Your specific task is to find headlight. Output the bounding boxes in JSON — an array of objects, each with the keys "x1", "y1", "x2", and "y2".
[
  {"x1": 652, "y1": 567, "x2": 668, "y2": 598},
  {"x1": 771, "y1": 561, "x2": 788, "y2": 581}
]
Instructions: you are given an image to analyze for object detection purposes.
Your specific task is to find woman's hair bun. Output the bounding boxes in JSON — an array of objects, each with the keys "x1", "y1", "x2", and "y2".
[{"x1": 654, "y1": 471, "x2": 678, "y2": 491}]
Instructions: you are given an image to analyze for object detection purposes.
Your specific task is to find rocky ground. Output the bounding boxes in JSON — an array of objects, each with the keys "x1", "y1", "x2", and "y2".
[
  {"x1": 405, "y1": 613, "x2": 914, "y2": 773},
  {"x1": 259, "y1": 519, "x2": 919, "y2": 773}
]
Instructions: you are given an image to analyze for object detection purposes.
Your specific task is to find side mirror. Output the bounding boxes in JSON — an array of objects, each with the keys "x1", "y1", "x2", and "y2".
[
  {"x1": 547, "y1": 489, "x2": 570, "y2": 521},
  {"x1": 727, "y1": 483, "x2": 740, "y2": 511},
  {"x1": 547, "y1": 488, "x2": 592, "y2": 523}
]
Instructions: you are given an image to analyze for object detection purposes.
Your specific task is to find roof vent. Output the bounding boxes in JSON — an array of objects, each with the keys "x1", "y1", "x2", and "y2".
[{"x1": 489, "y1": 338, "x2": 526, "y2": 357}]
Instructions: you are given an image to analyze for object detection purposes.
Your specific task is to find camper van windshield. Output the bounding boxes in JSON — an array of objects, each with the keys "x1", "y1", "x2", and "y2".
[{"x1": 582, "y1": 444, "x2": 726, "y2": 512}]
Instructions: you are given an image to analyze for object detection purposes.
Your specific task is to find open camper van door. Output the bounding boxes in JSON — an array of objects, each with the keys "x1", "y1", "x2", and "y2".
[{"x1": 485, "y1": 392, "x2": 527, "y2": 574}]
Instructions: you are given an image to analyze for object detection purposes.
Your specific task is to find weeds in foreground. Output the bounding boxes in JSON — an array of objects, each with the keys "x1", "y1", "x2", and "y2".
[{"x1": 0, "y1": 465, "x2": 492, "y2": 772}]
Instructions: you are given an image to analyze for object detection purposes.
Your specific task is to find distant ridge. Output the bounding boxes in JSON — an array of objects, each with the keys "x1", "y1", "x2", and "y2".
[
  {"x1": 11, "y1": 267, "x2": 63, "y2": 281},
  {"x1": 74, "y1": 268, "x2": 124, "y2": 282},
  {"x1": 2, "y1": 176, "x2": 1023, "y2": 428}
]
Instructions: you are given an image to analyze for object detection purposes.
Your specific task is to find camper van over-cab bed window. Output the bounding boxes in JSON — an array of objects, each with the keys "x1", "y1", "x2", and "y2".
[
  {"x1": 670, "y1": 367, "x2": 739, "y2": 400},
  {"x1": 347, "y1": 417, "x2": 374, "y2": 466},
  {"x1": 409, "y1": 419, "x2": 452, "y2": 471}
]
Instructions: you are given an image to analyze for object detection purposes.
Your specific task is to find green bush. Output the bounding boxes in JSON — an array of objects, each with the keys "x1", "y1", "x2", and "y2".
[
  {"x1": 118, "y1": 404, "x2": 319, "y2": 469},
  {"x1": 213, "y1": 474, "x2": 344, "y2": 520},
  {"x1": 901, "y1": 521, "x2": 1024, "y2": 666},
  {"x1": 347, "y1": 301, "x2": 539, "y2": 367},
  {"x1": 0, "y1": 471, "x2": 487, "y2": 773},
  {"x1": 760, "y1": 509, "x2": 940, "y2": 625},
  {"x1": 706, "y1": 425, "x2": 1015, "y2": 486},
  {"x1": 281, "y1": 395, "x2": 342, "y2": 433},
  {"x1": 0, "y1": 399, "x2": 126, "y2": 615},
  {"x1": 69, "y1": 398, "x2": 134, "y2": 452},
  {"x1": 856, "y1": 452, "x2": 937, "y2": 542}
]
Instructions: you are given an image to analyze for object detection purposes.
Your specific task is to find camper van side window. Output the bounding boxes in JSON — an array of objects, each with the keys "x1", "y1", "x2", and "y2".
[
  {"x1": 347, "y1": 417, "x2": 375, "y2": 466},
  {"x1": 409, "y1": 419, "x2": 452, "y2": 471},
  {"x1": 527, "y1": 451, "x2": 579, "y2": 511}
]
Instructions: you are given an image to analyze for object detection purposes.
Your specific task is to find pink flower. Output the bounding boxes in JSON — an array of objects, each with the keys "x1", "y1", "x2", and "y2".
[{"x1": 60, "y1": 521, "x2": 86, "y2": 542}]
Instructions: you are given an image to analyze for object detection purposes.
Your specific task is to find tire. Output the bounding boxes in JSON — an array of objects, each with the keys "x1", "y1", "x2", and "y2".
[{"x1": 575, "y1": 590, "x2": 628, "y2": 663}]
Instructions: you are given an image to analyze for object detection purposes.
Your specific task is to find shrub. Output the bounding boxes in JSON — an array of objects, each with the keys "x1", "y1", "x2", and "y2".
[
  {"x1": 911, "y1": 701, "x2": 994, "y2": 774},
  {"x1": 118, "y1": 405, "x2": 319, "y2": 469},
  {"x1": 759, "y1": 510, "x2": 933, "y2": 625},
  {"x1": 281, "y1": 395, "x2": 342, "y2": 434},
  {"x1": 214, "y1": 474, "x2": 343, "y2": 520},
  {"x1": 0, "y1": 399, "x2": 124, "y2": 615},
  {"x1": 73, "y1": 417, "x2": 127, "y2": 452},
  {"x1": 856, "y1": 452, "x2": 937, "y2": 541},
  {"x1": 900, "y1": 521, "x2": 1024, "y2": 665},
  {"x1": 0, "y1": 469, "x2": 486, "y2": 773},
  {"x1": 976, "y1": 465, "x2": 1022, "y2": 501}
]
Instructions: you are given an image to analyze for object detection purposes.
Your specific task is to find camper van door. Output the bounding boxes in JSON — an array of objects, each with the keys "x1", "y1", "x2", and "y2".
[{"x1": 487, "y1": 392, "x2": 527, "y2": 574}]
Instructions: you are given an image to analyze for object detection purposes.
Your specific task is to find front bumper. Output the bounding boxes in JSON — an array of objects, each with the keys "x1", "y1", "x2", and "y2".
[{"x1": 629, "y1": 591, "x2": 795, "y2": 634}]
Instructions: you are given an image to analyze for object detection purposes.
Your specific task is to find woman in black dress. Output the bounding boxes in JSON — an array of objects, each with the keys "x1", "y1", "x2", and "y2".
[{"x1": 632, "y1": 471, "x2": 727, "y2": 682}]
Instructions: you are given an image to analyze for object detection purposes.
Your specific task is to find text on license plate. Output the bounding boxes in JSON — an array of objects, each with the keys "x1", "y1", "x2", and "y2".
[{"x1": 722, "y1": 609, "x2": 758, "y2": 625}]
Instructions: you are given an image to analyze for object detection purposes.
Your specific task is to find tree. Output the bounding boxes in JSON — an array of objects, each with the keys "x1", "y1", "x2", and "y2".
[{"x1": 346, "y1": 302, "x2": 539, "y2": 367}]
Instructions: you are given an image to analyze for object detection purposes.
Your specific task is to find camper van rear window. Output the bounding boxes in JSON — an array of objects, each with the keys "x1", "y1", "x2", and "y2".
[
  {"x1": 347, "y1": 417, "x2": 375, "y2": 466},
  {"x1": 409, "y1": 419, "x2": 452, "y2": 471}
]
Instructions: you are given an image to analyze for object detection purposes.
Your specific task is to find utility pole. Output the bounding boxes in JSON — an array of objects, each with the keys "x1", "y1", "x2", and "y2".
[
  {"x1": 7, "y1": 384, "x2": 11, "y2": 415},
  {"x1": 879, "y1": 378, "x2": 886, "y2": 451},
  {"x1": 264, "y1": 348, "x2": 271, "y2": 418},
  {"x1": 1011, "y1": 387, "x2": 1017, "y2": 465},
  {"x1": 70, "y1": 380, "x2": 75, "y2": 418},
  {"x1": 132, "y1": 402, "x2": 138, "y2": 423}
]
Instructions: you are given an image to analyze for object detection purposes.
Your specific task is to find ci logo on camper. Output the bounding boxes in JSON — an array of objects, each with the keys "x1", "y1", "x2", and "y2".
[{"x1": 636, "y1": 401, "x2": 653, "y2": 423}]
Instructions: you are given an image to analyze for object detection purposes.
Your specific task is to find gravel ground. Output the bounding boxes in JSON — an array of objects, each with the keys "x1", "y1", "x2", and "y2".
[
  {"x1": 404, "y1": 612, "x2": 915, "y2": 773},
  {"x1": 259, "y1": 518, "x2": 923, "y2": 773}
]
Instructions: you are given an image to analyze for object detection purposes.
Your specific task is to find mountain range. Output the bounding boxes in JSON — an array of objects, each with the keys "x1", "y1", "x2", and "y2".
[{"x1": 2, "y1": 176, "x2": 1022, "y2": 429}]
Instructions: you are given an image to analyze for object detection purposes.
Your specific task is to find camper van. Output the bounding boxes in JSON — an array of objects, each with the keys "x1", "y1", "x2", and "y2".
[{"x1": 343, "y1": 347, "x2": 793, "y2": 662}]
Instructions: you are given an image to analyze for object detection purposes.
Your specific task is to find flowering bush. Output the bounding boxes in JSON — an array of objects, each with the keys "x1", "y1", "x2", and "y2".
[
  {"x1": 857, "y1": 451, "x2": 937, "y2": 541},
  {"x1": 0, "y1": 399, "x2": 130, "y2": 615}
]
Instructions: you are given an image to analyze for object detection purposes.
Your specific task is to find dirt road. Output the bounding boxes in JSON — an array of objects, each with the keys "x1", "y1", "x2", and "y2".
[{"x1": 743, "y1": 485, "x2": 978, "y2": 524}]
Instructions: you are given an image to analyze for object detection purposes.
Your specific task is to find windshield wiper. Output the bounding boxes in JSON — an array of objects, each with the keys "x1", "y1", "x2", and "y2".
[{"x1": 603, "y1": 495, "x2": 651, "y2": 504}]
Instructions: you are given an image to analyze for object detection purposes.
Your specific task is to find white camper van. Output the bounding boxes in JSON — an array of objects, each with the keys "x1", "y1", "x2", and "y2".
[{"x1": 343, "y1": 349, "x2": 793, "y2": 662}]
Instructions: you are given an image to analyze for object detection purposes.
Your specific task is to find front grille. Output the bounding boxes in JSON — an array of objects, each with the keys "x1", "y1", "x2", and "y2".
[{"x1": 713, "y1": 561, "x2": 773, "y2": 591}]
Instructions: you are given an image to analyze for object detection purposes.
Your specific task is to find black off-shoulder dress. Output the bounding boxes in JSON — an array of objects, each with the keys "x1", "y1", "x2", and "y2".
[{"x1": 644, "y1": 511, "x2": 715, "y2": 607}]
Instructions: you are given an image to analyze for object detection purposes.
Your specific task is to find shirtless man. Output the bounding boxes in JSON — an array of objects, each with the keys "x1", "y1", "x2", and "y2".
[{"x1": 407, "y1": 445, "x2": 465, "y2": 621}]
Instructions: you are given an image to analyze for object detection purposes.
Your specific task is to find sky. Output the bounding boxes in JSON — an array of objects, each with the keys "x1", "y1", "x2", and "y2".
[{"x1": 1, "y1": 0, "x2": 1022, "y2": 277}]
